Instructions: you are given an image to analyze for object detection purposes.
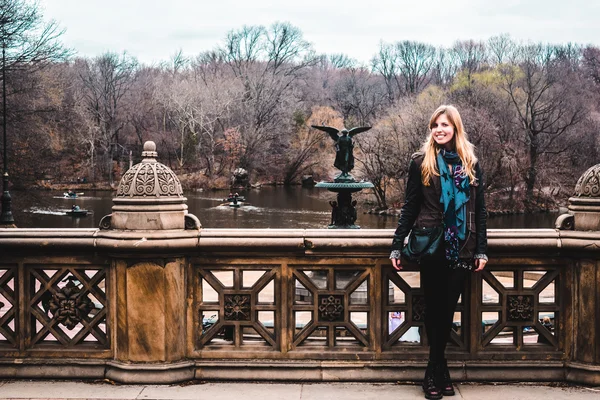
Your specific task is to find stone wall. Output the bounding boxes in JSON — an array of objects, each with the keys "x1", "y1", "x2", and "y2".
[{"x1": 0, "y1": 228, "x2": 598, "y2": 385}]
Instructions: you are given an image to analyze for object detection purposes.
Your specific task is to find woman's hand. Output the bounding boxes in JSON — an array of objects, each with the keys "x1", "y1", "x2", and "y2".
[
  {"x1": 474, "y1": 257, "x2": 487, "y2": 272},
  {"x1": 391, "y1": 258, "x2": 402, "y2": 271}
]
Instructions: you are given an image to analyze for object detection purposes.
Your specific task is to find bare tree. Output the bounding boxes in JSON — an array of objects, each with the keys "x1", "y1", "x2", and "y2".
[
  {"x1": 328, "y1": 53, "x2": 357, "y2": 69},
  {"x1": 372, "y1": 40, "x2": 436, "y2": 101},
  {"x1": 451, "y1": 40, "x2": 488, "y2": 79},
  {"x1": 156, "y1": 66, "x2": 238, "y2": 175},
  {"x1": 281, "y1": 106, "x2": 343, "y2": 185},
  {"x1": 499, "y1": 43, "x2": 585, "y2": 210},
  {"x1": 78, "y1": 52, "x2": 138, "y2": 184},
  {"x1": 332, "y1": 66, "x2": 386, "y2": 126},
  {"x1": 487, "y1": 34, "x2": 516, "y2": 65},
  {"x1": 372, "y1": 42, "x2": 400, "y2": 103},
  {"x1": 219, "y1": 22, "x2": 318, "y2": 175},
  {"x1": 0, "y1": 0, "x2": 70, "y2": 71},
  {"x1": 0, "y1": 0, "x2": 69, "y2": 194},
  {"x1": 396, "y1": 41, "x2": 436, "y2": 95},
  {"x1": 357, "y1": 98, "x2": 430, "y2": 209}
]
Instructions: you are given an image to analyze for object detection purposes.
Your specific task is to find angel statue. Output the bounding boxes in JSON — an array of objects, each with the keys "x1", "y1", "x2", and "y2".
[{"x1": 311, "y1": 125, "x2": 371, "y2": 181}]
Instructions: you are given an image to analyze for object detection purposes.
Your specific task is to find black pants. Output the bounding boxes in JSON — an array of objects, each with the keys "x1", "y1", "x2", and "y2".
[{"x1": 420, "y1": 258, "x2": 467, "y2": 362}]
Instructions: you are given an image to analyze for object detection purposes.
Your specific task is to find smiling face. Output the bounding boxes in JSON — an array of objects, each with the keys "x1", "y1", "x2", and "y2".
[{"x1": 430, "y1": 113, "x2": 455, "y2": 150}]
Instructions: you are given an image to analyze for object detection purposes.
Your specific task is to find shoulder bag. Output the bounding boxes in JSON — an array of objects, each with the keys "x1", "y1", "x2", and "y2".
[{"x1": 401, "y1": 226, "x2": 443, "y2": 263}]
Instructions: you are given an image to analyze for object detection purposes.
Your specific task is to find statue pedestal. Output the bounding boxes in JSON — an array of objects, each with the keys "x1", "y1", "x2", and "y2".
[{"x1": 315, "y1": 180, "x2": 374, "y2": 229}]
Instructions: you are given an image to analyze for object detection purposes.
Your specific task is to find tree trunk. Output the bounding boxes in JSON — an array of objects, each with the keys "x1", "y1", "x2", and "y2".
[{"x1": 524, "y1": 133, "x2": 538, "y2": 211}]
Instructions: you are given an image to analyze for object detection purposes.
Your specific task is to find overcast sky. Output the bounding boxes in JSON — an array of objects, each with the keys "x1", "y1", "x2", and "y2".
[{"x1": 39, "y1": 0, "x2": 600, "y2": 66}]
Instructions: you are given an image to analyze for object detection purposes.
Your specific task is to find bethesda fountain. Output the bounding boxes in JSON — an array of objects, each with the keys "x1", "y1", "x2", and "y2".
[{"x1": 312, "y1": 125, "x2": 374, "y2": 229}]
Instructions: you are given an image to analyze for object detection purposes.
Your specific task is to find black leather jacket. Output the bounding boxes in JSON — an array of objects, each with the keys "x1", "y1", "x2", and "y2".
[{"x1": 391, "y1": 153, "x2": 488, "y2": 258}]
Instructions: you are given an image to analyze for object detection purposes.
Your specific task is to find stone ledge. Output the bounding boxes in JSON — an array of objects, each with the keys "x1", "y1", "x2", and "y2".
[
  {"x1": 2, "y1": 228, "x2": 600, "y2": 256},
  {"x1": 106, "y1": 361, "x2": 195, "y2": 384},
  {"x1": 0, "y1": 359, "x2": 588, "y2": 384},
  {"x1": 566, "y1": 362, "x2": 600, "y2": 386}
]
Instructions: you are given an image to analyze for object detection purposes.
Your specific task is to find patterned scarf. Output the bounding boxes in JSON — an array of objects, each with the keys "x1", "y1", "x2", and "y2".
[{"x1": 437, "y1": 149, "x2": 470, "y2": 261}]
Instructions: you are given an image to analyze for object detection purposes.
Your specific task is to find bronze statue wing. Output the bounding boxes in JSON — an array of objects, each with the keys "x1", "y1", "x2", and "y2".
[
  {"x1": 348, "y1": 126, "x2": 372, "y2": 137},
  {"x1": 311, "y1": 125, "x2": 339, "y2": 141}
]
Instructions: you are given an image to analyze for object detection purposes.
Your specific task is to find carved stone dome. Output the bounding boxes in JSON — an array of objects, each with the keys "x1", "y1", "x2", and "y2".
[
  {"x1": 104, "y1": 141, "x2": 200, "y2": 230},
  {"x1": 116, "y1": 141, "x2": 183, "y2": 198},
  {"x1": 574, "y1": 163, "x2": 600, "y2": 197},
  {"x1": 566, "y1": 163, "x2": 600, "y2": 231}
]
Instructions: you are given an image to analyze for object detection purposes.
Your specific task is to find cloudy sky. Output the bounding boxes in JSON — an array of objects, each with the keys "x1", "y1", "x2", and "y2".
[{"x1": 39, "y1": 0, "x2": 599, "y2": 65}]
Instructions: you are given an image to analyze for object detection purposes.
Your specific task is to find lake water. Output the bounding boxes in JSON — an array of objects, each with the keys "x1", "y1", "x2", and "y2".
[{"x1": 10, "y1": 187, "x2": 559, "y2": 230}]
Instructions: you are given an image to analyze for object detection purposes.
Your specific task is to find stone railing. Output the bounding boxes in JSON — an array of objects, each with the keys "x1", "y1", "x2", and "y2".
[{"x1": 0, "y1": 227, "x2": 598, "y2": 385}]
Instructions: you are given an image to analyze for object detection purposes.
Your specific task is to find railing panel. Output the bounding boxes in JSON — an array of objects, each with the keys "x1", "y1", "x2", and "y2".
[
  {"x1": 0, "y1": 257, "x2": 111, "y2": 357},
  {"x1": 25, "y1": 261, "x2": 110, "y2": 352},
  {"x1": 288, "y1": 262, "x2": 375, "y2": 353},
  {"x1": 0, "y1": 263, "x2": 18, "y2": 349},
  {"x1": 193, "y1": 261, "x2": 282, "y2": 354},
  {"x1": 475, "y1": 259, "x2": 567, "y2": 360}
]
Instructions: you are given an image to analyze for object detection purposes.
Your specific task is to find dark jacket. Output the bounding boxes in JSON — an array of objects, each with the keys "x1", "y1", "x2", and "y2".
[{"x1": 391, "y1": 152, "x2": 487, "y2": 259}]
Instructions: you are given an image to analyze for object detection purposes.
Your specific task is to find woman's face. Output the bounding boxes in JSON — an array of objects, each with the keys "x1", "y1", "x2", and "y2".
[{"x1": 431, "y1": 113, "x2": 455, "y2": 150}]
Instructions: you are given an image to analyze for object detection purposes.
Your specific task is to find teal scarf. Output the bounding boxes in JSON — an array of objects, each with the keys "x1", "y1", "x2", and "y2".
[{"x1": 437, "y1": 150, "x2": 470, "y2": 260}]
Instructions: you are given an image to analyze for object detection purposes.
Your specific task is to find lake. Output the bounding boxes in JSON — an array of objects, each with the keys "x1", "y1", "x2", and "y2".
[{"x1": 9, "y1": 187, "x2": 559, "y2": 230}]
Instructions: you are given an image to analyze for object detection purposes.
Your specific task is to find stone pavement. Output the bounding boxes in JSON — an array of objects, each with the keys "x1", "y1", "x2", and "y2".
[{"x1": 0, "y1": 381, "x2": 599, "y2": 400}]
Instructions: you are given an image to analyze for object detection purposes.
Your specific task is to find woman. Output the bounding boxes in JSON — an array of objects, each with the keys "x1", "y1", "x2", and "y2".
[{"x1": 390, "y1": 105, "x2": 488, "y2": 399}]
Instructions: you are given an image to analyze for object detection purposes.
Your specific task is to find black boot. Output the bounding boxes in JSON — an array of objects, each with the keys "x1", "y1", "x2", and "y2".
[
  {"x1": 435, "y1": 360, "x2": 455, "y2": 396},
  {"x1": 422, "y1": 361, "x2": 443, "y2": 399}
]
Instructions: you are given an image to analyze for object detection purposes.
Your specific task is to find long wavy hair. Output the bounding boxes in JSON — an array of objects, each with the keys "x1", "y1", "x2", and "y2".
[{"x1": 420, "y1": 105, "x2": 477, "y2": 186}]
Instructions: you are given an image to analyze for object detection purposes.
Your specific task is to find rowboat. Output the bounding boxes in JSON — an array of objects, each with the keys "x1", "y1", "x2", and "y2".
[{"x1": 65, "y1": 209, "x2": 88, "y2": 217}]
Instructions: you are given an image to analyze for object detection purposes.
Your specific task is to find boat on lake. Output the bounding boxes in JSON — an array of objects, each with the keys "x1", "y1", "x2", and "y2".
[
  {"x1": 223, "y1": 194, "x2": 245, "y2": 202},
  {"x1": 63, "y1": 191, "x2": 83, "y2": 198},
  {"x1": 65, "y1": 209, "x2": 88, "y2": 217},
  {"x1": 66, "y1": 205, "x2": 88, "y2": 216}
]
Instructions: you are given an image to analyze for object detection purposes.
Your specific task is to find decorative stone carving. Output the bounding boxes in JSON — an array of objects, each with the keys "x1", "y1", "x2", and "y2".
[
  {"x1": 565, "y1": 163, "x2": 600, "y2": 231},
  {"x1": 224, "y1": 294, "x2": 251, "y2": 321},
  {"x1": 185, "y1": 214, "x2": 201, "y2": 230},
  {"x1": 574, "y1": 164, "x2": 600, "y2": 197},
  {"x1": 107, "y1": 141, "x2": 200, "y2": 230},
  {"x1": 507, "y1": 295, "x2": 534, "y2": 321},
  {"x1": 116, "y1": 142, "x2": 183, "y2": 198},
  {"x1": 318, "y1": 295, "x2": 344, "y2": 322},
  {"x1": 555, "y1": 214, "x2": 574, "y2": 230},
  {"x1": 412, "y1": 295, "x2": 426, "y2": 322},
  {"x1": 48, "y1": 280, "x2": 94, "y2": 329},
  {"x1": 99, "y1": 214, "x2": 112, "y2": 230}
]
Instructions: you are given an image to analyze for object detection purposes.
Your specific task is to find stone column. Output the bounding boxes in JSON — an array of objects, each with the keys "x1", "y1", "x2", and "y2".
[
  {"x1": 559, "y1": 164, "x2": 600, "y2": 385},
  {"x1": 97, "y1": 141, "x2": 200, "y2": 383}
]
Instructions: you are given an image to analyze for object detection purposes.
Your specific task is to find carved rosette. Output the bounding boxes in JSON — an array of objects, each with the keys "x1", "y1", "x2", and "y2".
[
  {"x1": 224, "y1": 294, "x2": 251, "y2": 321},
  {"x1": 48, "y1": 282, "x2": 94, "y2": 330},
  {"x1": 318, "y1": 295, "x2": 344, "y2": 322},
  {"x1": 507, "y1": 295, "x2": 534, "y2": 321},
  {"x1": 574, "y1": 164, "x2": 600, "y2": 197},
  {"x1": 116, "y1": 142, "x2": 183, "y2": 198}
]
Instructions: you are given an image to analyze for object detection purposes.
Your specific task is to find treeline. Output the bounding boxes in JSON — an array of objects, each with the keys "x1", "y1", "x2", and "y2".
[{"x1": 2, "y1": 1, "x2": 600, "y2": 212}]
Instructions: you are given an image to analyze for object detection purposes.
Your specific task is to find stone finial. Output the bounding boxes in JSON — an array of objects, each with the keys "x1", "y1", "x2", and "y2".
[
  {"x1": 116, "y1": 141, "x2": 183, "y2": 198},
  {"x1": 141, "y1": 141, "x2": 158, "y2": 159},
  {"x1": 565, "y1": 163, "x2": 600, "y2": 231},
  {"x1": 103, "y1": 142, "x2": 199, "y2": 231}
]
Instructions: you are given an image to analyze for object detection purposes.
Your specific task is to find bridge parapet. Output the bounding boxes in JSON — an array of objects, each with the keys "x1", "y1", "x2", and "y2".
[{"x1": 0, "y1": 228, "x2": 598, "y2": 385}]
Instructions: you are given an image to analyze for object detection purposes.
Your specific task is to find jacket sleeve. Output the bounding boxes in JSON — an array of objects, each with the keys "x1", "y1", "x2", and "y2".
[
  {"x1": 391, "y1": 159, "x2": 423, "y2": 251},
  {"x1": 475, "y1": 163, "x2": 488, "y2": 255}
]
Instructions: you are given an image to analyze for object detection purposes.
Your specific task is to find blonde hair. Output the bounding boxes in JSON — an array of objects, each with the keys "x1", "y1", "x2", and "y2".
[{"x1": 420, "y1": 105, "x2": 477, "y2": 186}]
